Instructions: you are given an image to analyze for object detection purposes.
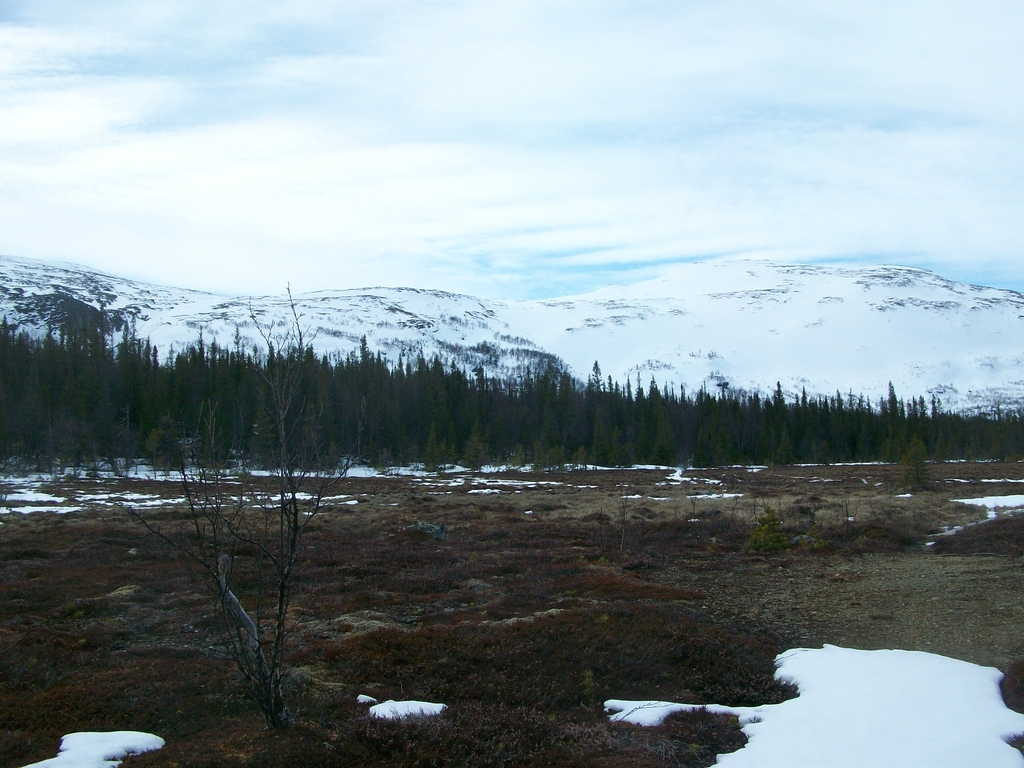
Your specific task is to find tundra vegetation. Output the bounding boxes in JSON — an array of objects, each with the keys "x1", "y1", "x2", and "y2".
[{"x1": 2, "y1": 461, "x2": 1024, "y2": 767}]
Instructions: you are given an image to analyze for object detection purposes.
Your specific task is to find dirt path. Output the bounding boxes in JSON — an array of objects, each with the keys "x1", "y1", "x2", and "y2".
[{"x1": 670, "y1": 552, "x2": 1024, "y2": 670}]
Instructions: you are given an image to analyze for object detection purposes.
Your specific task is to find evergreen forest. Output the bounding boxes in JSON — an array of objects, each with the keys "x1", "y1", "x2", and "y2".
[{"x1": 1, "y1": 314, "x2": 1022, "y2": 473}]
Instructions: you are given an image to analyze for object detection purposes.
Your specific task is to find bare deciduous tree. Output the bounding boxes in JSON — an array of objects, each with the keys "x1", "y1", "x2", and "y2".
[{"x1": 128, "y1": 293, "x2": 352, "y2": 728}]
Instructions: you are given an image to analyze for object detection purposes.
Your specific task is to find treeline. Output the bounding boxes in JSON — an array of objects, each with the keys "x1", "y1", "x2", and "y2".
[{"x1": 1, "y1": 315, "x2": 1022, "y2": 472}]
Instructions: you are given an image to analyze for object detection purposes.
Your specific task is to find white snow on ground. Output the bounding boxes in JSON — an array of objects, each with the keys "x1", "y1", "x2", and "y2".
[
  {"x1": 95, "y1": 497, "x2": 187, "y2": 508},
  {"x1": 5, "y1": 491, "x2": 65, "y2": 503},
  {"x1": 414, "y1": 477, "x2": 466, "y2": 487},
  {"x1": 661, "y1": 471, "x2": 724, "y2": 486},
  {"x1": 2, "y1": 506, "x2": 83, "y2": 515},
  {"x1": 368, "y1": 700, "x2": 446, "y2": 720},
  {"x1": 607, "y1": 700, "x2": 695, "y2": 727},
  {"x1": 20, "y1": 731, "x2": 164, "y2": 768},
  {"x1": 955, "y1": 495, "x2": 1024, "y2": 509},
  {"x1": 954, "y1": 495, "x2": 1024, "y2": 519},
  {"x1": 470, "y1": 478, "x2": 564, "y2": 487},
  {"x1": 606, "y1": 645, "x2": 1024, "y2": 768},
  {"x1": 2, "y1": 487, "x2": 187, "y2": 513}
]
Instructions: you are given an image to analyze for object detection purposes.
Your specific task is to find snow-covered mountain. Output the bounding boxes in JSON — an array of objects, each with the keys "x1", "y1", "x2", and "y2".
[{"x1": 2, "y1": 254, "x2": 1023, "y2": 410}]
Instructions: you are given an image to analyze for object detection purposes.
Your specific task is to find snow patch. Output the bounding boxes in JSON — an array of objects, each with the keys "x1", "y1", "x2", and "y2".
[
  {"x1": 6, "y1": 491, "x2": 64, "y2": 503},
  {"x1": 20, "y1": 731, "x2": 164, "y2": 768},
  {"x1": 4, "y1": 506, "x2": 83, "y2": 514},
  {"x1": 954, "y1": 494, "x2": 1024, "y2": 519},
  {"x1": 606, "y1": 645, "x2": 1024, "y2": 768},
  {"x1": 955, "y1": 494, "x2": 1024, "y2": 508}
]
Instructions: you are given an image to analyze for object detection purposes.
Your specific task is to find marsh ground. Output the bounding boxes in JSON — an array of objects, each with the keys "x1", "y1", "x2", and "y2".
[{"x1": 2, "y1": 461, "x2": 1023, "y2": 767}]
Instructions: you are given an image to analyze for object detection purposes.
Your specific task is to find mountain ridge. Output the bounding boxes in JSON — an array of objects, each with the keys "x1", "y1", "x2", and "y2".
[{"x1": 2, "y1": 254, "x2": 1022, "y2": 411}]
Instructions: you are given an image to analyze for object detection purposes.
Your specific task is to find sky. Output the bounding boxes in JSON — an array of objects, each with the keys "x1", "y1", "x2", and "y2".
[{"x1": 1, "y1": 1, "x2": 1022, "y2": 299}]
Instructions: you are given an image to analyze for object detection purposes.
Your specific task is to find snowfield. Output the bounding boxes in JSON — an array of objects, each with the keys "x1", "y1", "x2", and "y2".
[
  {"x1": 3, "y1": 255, "x2": 1023, "y2": 410},
  {"x1": 607, "y1": 645, "x2": 1024, "y2": 768}
]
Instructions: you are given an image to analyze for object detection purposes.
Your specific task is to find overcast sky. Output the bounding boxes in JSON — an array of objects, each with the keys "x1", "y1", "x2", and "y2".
[{"x1": 1, "y1": 1, "x2": 1022, "y2": 298}]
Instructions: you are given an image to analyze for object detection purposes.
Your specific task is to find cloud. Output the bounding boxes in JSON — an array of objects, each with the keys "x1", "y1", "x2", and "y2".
[{"x1": 1, "y1": 0, "x2": 1022, "y2": 298}]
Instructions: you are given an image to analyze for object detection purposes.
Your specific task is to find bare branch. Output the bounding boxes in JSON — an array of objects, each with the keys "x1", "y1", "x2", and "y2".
[{"x1": 123, "y1": 288, "x2": 351, "y2": 728}]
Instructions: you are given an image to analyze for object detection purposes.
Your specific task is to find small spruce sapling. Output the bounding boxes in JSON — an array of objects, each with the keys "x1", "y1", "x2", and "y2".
[
  {"x1": 900, "y1": 437, "x2": 929, "y2": 490},
  {"x1": 745, "y1": 508, "x2": 790, "y2": 552}
]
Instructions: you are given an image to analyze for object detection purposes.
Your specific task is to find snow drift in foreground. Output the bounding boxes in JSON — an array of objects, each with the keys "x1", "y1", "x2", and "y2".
[
  {"x1": 607, "y1": 645, "x2": 1024, "y2": 768},
  {"x1": 21, "y1": 731, "x2": 164, "y2": 768}
]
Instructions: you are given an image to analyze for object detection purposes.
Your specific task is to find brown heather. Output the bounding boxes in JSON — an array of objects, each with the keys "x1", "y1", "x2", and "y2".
[{"x1": 3, "y1": 462, "x2": 1024, "y2": 766}]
